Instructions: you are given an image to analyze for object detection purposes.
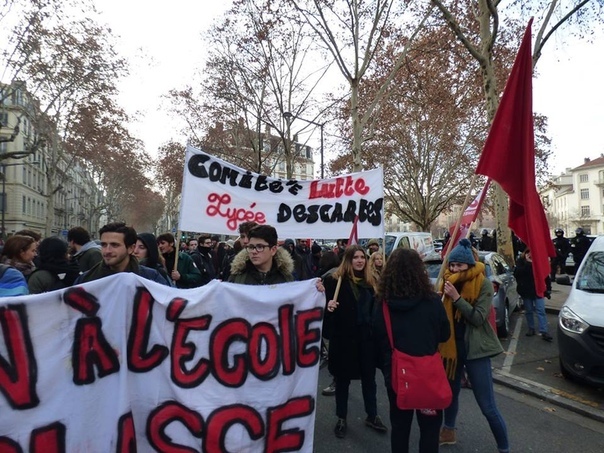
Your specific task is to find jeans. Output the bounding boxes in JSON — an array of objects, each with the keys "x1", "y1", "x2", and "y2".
[
  {"x1": 387, "y1": 387, "x2": 441, "y2": 453},
  {"x1": 444, "y1": 344, "x2": 509, "y2": 452},
  {"x1": 523, "y1": 297, "x2": 548, "y2": 333}
]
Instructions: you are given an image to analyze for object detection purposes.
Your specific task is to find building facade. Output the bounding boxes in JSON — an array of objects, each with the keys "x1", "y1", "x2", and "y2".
[
  {"x1": 542, "y1": 155, "x2": 604, "y2": 236},
  {"x1": 1, "y1": 81, "x2": 103, "y2": 239}
]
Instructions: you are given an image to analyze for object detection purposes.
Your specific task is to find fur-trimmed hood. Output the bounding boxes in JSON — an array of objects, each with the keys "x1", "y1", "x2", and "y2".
[{"x1": 229, "y1": 246, "x2": 294, "y2": 278}]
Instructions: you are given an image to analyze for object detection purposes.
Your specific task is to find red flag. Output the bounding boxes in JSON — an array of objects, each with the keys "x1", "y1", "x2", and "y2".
[
  {"x1": 475, "y1": 19, "x2": 555, "y2": 296},
  {"x1": 442, "y1": 180, "x2": 490, "y2": 258},
  {"x1": 348, "y1": 216, "x2": 359, "y2": 246}
]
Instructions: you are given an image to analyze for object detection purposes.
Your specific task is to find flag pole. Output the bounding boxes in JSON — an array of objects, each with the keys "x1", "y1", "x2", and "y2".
[
  {"x1": 174, "y1": 230, "x2": 182, "y2": 272},
  {"x1": 434, "y1": 174, "x2": 479, "y2": 291},
  {"x1": 332, "y1": 215, "x2": 359, "y2": 302}
]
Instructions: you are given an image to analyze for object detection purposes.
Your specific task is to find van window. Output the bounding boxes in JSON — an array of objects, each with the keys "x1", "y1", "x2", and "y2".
[
  {"x1": 398, "y1": 237, "x2": 410, "y2": 250},
  {"x1": 576, "y1": 251, "x2": 604, "y2": 292}
]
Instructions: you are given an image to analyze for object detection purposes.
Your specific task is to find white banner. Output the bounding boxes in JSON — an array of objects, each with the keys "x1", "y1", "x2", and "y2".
[
  {"x1": 0, "y1": 275, "x2": 324, "y2": 452},
  {"x1": 179, "y1": 145, "x2": 384, "y2": 239}
]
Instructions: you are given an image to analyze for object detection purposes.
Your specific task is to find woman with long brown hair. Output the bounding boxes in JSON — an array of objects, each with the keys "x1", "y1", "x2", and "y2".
[
  {"x1": 374, "y1": 248, "x2": 450, "y2": 452},
  {"x1": 324, "y1": 245, "x2": 386, "y2": 439},
  {"x1": 1, "y1": 234, "x2": 37, "y2": 278}
]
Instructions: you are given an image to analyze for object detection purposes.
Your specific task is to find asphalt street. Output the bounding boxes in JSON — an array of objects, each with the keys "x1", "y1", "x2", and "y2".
[
  {"x1": 312, "y1": 278, "x2": 604, "y2": 452},
  {"x1": 313, "y1": 366, "x2": 604, "y2": 453}
]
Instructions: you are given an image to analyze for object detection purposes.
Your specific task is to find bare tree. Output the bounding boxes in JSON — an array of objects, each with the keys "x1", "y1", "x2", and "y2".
[
  {"x1": 289, "y1": 0, "x2": 435, "y2": 172},
  {"x1": 168, "y1": 0, "x2": 331, "y2": 179},
  {"x1": 431, "y1": 0, "x2": 602, "y2": 263}
]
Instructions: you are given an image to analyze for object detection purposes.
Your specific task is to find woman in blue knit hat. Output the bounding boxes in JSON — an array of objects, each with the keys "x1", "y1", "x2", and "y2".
[{"x1": 438, "y1": 239, "x2": 509, "y2": 453}]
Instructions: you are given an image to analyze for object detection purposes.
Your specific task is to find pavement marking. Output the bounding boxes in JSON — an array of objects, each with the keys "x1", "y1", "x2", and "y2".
[{"x1": 502, "y1": 315, "x2": 523, "y2": 373}]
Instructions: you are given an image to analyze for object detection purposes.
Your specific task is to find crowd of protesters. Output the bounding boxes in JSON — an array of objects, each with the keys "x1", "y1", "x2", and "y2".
[{"x1": 0, "y1": 222, "x2": 520, "y2": 453}]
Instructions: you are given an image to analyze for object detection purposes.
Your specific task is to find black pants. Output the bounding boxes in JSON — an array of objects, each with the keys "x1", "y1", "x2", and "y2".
[
  {"x1": 387, "y1": 387, "x2": 442, "y2": 453},
  {"x1": 334, "y1": 342, "x2": 378, "y2": 420}
]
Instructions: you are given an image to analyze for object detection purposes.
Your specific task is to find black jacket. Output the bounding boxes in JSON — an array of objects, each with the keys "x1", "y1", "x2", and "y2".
[
  {"x1": 514, "y1": 257, "x2": 551, "y2": 299},
  {"x1": 373, "y1": 293, "x2": 450, "y2": 385},
  {"x1": 323, "y1": 275, "x2": 376, "y2": 380}
]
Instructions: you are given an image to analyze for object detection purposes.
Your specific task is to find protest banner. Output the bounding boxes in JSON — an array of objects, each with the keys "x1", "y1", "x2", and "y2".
[
  {"x1": 179, "y1": 145, "x2": 384, "y2": 239},
  {"x1": 0, "y1": 275, "x2": 324, "y2": 452}
]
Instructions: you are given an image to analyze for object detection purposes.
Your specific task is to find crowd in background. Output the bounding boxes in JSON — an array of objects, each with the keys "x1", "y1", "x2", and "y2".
[{"x1": 2, "y1": 222, "x2": 590, "y2": 453}]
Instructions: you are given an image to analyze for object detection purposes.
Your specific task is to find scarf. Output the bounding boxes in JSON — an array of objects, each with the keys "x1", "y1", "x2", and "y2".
[
  {"x1": 439, "y1": 261, "x2": 485, "y2": 379},
  {"x1": 2, "y1": 257, "x2": 35, "y2": 277}
]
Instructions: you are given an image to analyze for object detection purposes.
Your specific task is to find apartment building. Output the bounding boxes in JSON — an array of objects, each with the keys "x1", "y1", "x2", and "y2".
[
  {"x1": 1, "y1": 81, "x2": 102, "y2": 239},
  {"x1": 542, "y1": 155, "x2": 604, "y2": 235}
]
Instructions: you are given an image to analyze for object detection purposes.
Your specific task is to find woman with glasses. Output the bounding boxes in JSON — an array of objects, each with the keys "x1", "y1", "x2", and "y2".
[
  {"x1": 438, "y1": 239, "x2": 508, "y2": 453},
  {"x1": 324, "y1": 244, "x2": 386, "y2": 439},
  {"x1": 228, "y1": 225, "x2": 295, "y2": 285}
]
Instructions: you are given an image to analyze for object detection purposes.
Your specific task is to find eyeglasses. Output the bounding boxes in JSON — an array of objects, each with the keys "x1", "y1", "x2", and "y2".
[{"x1": 246, "y1": 243, "x2": 270, "y2": 253}]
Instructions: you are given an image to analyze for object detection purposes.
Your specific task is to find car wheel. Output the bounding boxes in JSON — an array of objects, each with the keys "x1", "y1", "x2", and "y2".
[{"x1": 497, "y1": 303, "x2": 510, "y2": 338}]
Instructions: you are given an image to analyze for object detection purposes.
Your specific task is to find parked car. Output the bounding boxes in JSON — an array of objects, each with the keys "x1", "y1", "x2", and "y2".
[
  {"x1": 425, "y1": 251, "x2": 521, "y2": 338},
  {"x1": 433, "y1": 238, "x2": 445, "y2": 253},
  {"x1": 557, "y1": 236, "x2": 604, "y2": 386}
]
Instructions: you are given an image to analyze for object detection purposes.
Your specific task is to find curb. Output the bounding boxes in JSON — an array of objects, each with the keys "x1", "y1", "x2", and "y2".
[{"x1": 493, "y1": 370, "x2": 604, "y2": 423}]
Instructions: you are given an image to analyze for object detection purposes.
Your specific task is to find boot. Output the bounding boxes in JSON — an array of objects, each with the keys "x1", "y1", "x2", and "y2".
[{"x1": 439, "y1": 427, "x2": 456, "y2": 445}]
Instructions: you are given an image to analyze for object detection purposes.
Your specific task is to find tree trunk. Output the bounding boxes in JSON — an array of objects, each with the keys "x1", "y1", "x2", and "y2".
[{"x1": 350, "y1": 79, "x2": 363, "y2": 172}]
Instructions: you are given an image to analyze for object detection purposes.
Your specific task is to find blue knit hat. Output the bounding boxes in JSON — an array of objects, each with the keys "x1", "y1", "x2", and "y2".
[{"x1": 448, "y1": 238, "x2": 475, "y2": 265}]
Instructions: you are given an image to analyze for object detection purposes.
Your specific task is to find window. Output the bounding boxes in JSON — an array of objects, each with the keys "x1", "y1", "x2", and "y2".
[
  {"x1": 22, "y1": 195, "x2": 26, "y2": 214},
  {"x1": 579, "y1": 174, "x2": 589, "y2": 183},
  {"x1": 0, "y1": 112, "x2": 8, "y2": 127},
  {"x1": 581, "y1": 205, "x2": 590, "y2": 216},
  {"x1": 581, "y1": 188, "x2": 590, "y2": 199},
  {"x1": 0, "y1": 142, "x2": 6, "y2": 154}
]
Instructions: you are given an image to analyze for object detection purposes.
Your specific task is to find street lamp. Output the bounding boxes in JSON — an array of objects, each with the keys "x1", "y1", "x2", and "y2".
[
  {"x1": 283, "y1": 112, "x2": 326, "y2": 179},
  {"x1": 1, "y1": 160, "x2": 39, "y2": 240}
]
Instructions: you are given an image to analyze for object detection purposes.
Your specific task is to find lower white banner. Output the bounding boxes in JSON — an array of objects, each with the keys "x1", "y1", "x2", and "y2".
[{"x1": 0, "y1": 275, "x2": 325, "y2": 452}]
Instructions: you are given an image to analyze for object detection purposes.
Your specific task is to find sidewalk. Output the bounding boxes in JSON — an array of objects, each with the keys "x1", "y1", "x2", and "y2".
[
  {"x1": 491, "y1": 277, "x2": 604, "y2": 423},
  {"x1": 544, "y1": 276, "x2": 571, "y2": 314}
]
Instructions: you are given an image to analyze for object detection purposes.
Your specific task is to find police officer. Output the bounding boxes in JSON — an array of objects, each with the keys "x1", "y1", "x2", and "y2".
[
  {"x1": 551, "y1": 228, "x2": 570, "y2": 279},
  {"x1": 571, "y1": 228, "x2": 592, "y2": 270},
  {"x1": 479, "y1": 229, "x2": 494, "y2": 251}
]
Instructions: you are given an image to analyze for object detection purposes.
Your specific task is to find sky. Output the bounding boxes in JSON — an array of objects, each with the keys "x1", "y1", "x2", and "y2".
[{"x1": 96, "y1": 1, "x2": 604, "y2": 176}]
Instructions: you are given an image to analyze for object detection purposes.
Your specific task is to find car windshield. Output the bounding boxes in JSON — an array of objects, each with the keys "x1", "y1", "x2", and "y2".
[
  {"x1": 575, "y1": 251, "x2": 604, "y2": 292},
  {"x1": 384, "y1": 235, "x2": 396, "y2": 256}
]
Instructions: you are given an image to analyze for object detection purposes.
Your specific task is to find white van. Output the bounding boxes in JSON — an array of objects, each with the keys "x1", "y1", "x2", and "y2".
[
  {"x1": 384, "y1": 232, "x2": 437, "y2": 258},
  {"x1": 557, "y1": 235, "x2": 604, "y2": 385}
]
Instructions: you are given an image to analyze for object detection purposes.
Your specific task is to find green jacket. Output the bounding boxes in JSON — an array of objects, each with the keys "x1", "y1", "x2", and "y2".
[
  {"x1": 163, "y1": 251, "x2": 203, "y2": 288},
  {"x1": 74, "y1": 243, "x2": 103, "y2": 273},
  {"x1": 228, "y1": 247, "x2": 294, "y2": 285},
  {"x1": 453, "y1": 278, "x2": 503, "y2": 360}
]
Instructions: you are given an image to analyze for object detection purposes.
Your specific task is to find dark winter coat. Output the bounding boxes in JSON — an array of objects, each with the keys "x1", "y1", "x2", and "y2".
[
  {"x1": 163, "y1": 250, "x2": 203, "y2": 288},
  {"x1": 74, "y1": 258, "x2": 170, "y2": 286},
  {"x1": 323, "y1": 275, "x2": 376, "y2": 380},
  {"x1": 190, "y1": 246, "x2": 216, "y2": 286},
  {"x1": 373, "y1": 294, "x2": 450, "y2": 386},
  {"x1": 73, "y1": 242, "x2": 103, "y2": 273},
  {"x1": 552, "y1": 236, "x2": 571, "y2": 260},
  {"x1": 514, "y1": 257, "x2": 551, "y2": 299},
  {"x1": 228, "y1": 247, "x2": 294, "y2": 285}
]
